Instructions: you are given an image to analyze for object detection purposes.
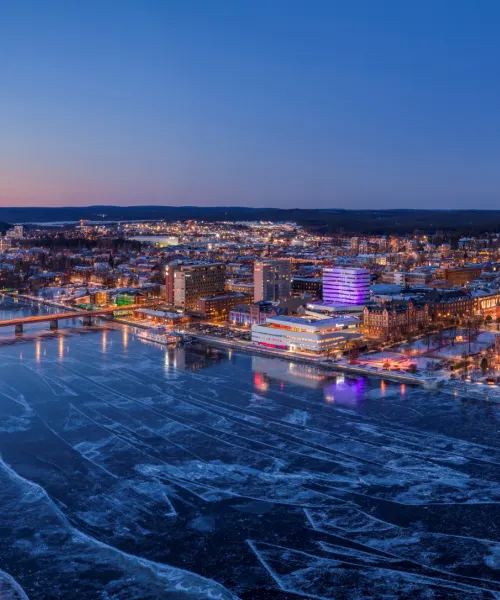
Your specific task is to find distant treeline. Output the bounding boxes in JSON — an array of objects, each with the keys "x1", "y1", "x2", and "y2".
[
  {"x1": 5, "y1": 206, "x2": 500, "y2": 235},
  {"x1": 19, "y1": 236, "x2": 142, "y2": 251}
]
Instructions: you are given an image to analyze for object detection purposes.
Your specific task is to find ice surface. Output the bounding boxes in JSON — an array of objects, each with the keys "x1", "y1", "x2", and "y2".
[{"x1": 1, "y1": 319, "x2": 500, "y2": 597}]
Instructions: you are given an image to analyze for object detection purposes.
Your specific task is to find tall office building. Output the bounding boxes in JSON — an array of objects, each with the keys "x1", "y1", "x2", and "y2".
[
  {"x1": 174, "y1": 263, "x2": 226, "y2": 311},
  {"x1": 323, "y1": 267, "x2": 370, "y2": 305},
  {"x1": 165, "y1": 263, "x2": 181, "y2": 304},
  {"x1": 254, "y1": 260, "x2": 292, "y2": 302}
]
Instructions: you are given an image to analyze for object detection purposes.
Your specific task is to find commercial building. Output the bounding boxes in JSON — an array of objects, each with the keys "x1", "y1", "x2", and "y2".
[
  {"x1": 226, "y1": 280, "x2": 254, "y2": 295},
  {"x1": 444, "y1": 266, "x2": 483, "y2": 287},
  {"x1": 90, "y1": 290, "x2": 108, "y2": 306},
  {"x1": 196, "y1": 292, "x2": 251, "y2": 321},
  {"x1": 474, "y1": 291, "x2": 500, "y2": 316},
  {"x1": 251, "y1": 315, "x2": 360, "y2": 355},
  {"x1": 90, "y1": 284, "x2": 162, "y2": 307},
  {"x1": 116, "y1": 291, "x2": 146, "y2": 306},
  {"x1": 362, "y1": 299, "x2": 428, "y2": 339},
  {"x1": 305, "y1": 301, "x2": 365, "y2": 318},
  {"x1": 425, "y1": 289, "x2": 475, "y2": 321},
  {"x1": 133, "y1": 309, "x2": 190, "y2": 326},
  {"x1": 165, "y1": 263, "x2": 181, "y2": 304},
  {"x1": 174, "y1": 263, "x2": 226, "y2": 311},
  {"x1": 230, "y1": 301, "x2": 284, "y2": 326},
  {"x1": 322, "y1": 267, "x2": 370, "y2": 305},
  {"x1": 291, "y1": 277, "x2": 322, "y2": 298},
  {"x1": 393, "y1": 271, "x2": 433, "y2": 287},
  {"x1": 254, "y1": 259, "x2": 292, "y2": 302}
]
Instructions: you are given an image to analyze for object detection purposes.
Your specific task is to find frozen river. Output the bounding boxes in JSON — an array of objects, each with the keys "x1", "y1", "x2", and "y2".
[{"x1": 1, "y1": 296, "x2": 500, "y2": 598}]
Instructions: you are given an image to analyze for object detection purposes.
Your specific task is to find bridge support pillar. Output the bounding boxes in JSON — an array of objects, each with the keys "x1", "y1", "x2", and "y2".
[
  {"x1": 82, "y1": 315, "x2": 93, "y2": 326},
  {"x1": 49, "y1": 319, "x2": 58, "y2": 331},
  {"x1": 15, "y1": 323, "x2": 23, "y2": 334}
]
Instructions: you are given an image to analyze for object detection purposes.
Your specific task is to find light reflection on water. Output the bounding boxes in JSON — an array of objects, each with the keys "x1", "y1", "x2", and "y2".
[
  {"x1": 122, "y1": 327, "x2": 129, "y2": 349},
  {"x1": 0, "y1": 295, "x2": 405, "y2": 410},
  {"x1": 2, "y1": 296, "x2": 500, "y2": 598},
  {"x1": 250, "y1": 354, "x2": 375, "y2": 407}
]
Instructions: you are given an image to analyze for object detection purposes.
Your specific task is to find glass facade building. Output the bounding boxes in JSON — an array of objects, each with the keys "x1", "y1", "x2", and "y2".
[{"x1": 322, "y1": 267, "x2": 370, "y2": 305}]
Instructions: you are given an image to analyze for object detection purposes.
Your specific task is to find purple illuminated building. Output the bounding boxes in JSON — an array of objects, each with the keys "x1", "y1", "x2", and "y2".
[{"x1": 322, "y1": 267, "x2": 370, "y2": 305}]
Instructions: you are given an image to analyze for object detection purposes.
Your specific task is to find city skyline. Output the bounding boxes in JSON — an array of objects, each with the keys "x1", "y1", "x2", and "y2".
[{"x1": 2, "y1": 0, "x2": 500, "y2": 209}]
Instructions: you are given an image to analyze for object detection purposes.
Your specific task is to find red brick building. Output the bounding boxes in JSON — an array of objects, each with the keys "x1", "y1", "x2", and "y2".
[
  {"x1": 425, "y1": 290, "x2": 475, "y2": 321},
  {"x1": 363, "y1": 299, "x2": 429, "y2": 339}
]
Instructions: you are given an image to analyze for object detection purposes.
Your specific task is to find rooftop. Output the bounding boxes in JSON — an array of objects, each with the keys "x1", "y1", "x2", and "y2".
[{"x1": 265, "y1": 315, "x2": 358, "y2": 328}]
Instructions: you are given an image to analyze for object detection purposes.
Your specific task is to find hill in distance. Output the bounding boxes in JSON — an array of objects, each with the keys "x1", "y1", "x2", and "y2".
[{"x1": 1, "y1": 206, "x2": 500, "y2": 235}]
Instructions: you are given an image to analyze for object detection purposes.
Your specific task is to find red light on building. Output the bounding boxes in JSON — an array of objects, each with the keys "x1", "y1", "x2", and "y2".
[{"x1": 258, "y1": 342, "x2": 287, "y2": 350}]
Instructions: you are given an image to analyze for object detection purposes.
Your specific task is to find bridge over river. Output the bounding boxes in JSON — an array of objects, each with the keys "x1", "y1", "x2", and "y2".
[{"x1": 0, "y1": 304, "x2": 145, "y2": 334}]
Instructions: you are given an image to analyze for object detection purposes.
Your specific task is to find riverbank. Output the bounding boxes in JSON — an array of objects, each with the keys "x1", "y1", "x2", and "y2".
[
  {"x1": 5, "y1": 293, "x2": 500, "y2": 401},
  {"x1": 190, "y1": 333, "x2": 431, "y2": 387},
  {"x1": 194, "y1": 334, "x2": 500, "y2": 401}
]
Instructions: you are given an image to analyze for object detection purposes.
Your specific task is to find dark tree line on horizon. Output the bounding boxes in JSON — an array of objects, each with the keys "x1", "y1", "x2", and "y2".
[
  {"x1": 17, "y1": 235, "x2": 143, "y2": 252},
  {"x1": 4, "y1": 207, "x2": 500, "y2": 235}
]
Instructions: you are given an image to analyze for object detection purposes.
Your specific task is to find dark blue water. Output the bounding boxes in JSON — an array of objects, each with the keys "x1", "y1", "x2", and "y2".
[{"x1": 0, "y1": 296, "x2": 500, "y2": 598}]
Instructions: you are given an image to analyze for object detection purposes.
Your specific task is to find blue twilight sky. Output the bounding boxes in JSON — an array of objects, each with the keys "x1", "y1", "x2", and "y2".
[{"x1": 1, "y1": 0, "x2": 500, "y2": 209}]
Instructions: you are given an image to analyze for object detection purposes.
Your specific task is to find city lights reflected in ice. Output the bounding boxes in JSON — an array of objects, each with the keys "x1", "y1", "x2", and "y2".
[
  {"x1": 322, "y1": 377, "x2": 365, "y2": 407},
  {"x1": 254, "y1": 372, "x2": 269, "y2": 392},
  {"x1": 122, "y1": 327, "x2": 129, "y2": 349},
  {"x1": 324, "y1": 389, "x2": 335, "y2": 403},
  {"x1": 3, "y1": 295, "x2": 500, "y2": 599},
  {"x1": 102, "y1": 330, "x2": 107, "y2": 353},
  {"x1": 35, "y1": 340, "x2": 41, "y2": 363},
  {"x1": 253, "y1": 357, "x2": 331, "y2": 389}
]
